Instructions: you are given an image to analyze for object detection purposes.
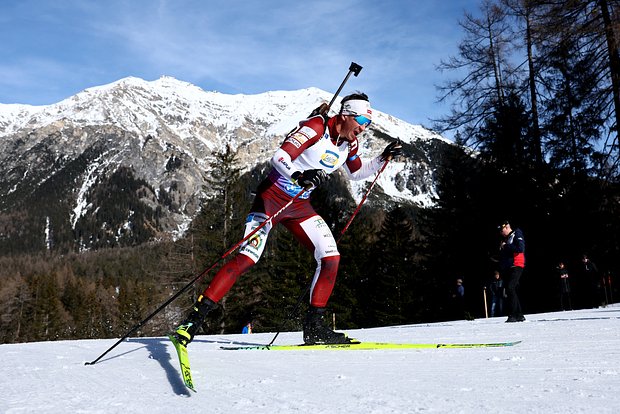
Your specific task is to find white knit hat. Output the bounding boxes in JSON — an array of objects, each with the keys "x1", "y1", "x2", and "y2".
[{"x1": 340, "y1": 99, "x2": 372, "y2": 120}]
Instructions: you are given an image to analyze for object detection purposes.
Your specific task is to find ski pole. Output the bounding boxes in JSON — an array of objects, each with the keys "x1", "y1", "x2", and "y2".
[
  {"x1": 483, "y1": 287, "x2": 489, "y2": 318},
  {"x1": 336, "y1": 159, "x2": 389, "y2": 243},
  {"x1": 267, "y1": 159, "x2": 390, "y2": 346},
  {"x1": 85, "y1": 188, "x2": 307, "y2": 365},
  {"x1": 87, "y1": 62, "x2": 363, "y2": 363}
]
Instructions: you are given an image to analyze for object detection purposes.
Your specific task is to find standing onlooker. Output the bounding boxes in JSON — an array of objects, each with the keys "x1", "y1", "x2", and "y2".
[
  {"x1": 498, "y1": 220, "x2": 526, "y2": 323},
  {"x1": 451, "y1": 278, "x2": 466, "y2": 320},
  {"x1": 556, "y1": 261, "x2": 572, "y2": 311},
  {"x1": 489, "y1": 270, "x2": 505, "y2": 317},
  {"x1": 242, "y1": 321, "x2": 253, "y2": 334},
  {"x1": 581, "y1": 254, "x2": 601, "y2": 308}
]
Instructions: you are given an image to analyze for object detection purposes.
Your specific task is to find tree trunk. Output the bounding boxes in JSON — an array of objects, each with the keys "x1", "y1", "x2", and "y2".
[
  {"x1": 487, "y1": 13, "x2": 506, "y2": 107},
  {"x1": 598, "y1": 0, "x2": 620, "y2": 156},
  {"x1": 525, "y1": 2, "x2": 543, "y2": 166}
]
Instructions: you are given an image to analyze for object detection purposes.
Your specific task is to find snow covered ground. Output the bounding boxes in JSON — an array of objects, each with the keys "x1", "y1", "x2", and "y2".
[{"x1": 2, "y1": 305, "x2": 619, "y2": 414}]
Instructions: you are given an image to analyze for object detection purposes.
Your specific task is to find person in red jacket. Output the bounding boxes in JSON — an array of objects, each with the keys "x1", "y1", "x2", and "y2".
[
  {"x1": 172, "y1": 92, "x2": 402, "y2": 345},
  {"x1": 498, "y1": 220, "x2": 526, "y2": 322}
]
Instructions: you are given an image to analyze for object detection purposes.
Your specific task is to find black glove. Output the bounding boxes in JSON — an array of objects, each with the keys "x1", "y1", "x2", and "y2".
[
  {"x1": 380, "y1": 140, "x2": 403, "y2": 161},
  {"x1": 291, "y1": 169, "x2": 329, "y2": 189}
]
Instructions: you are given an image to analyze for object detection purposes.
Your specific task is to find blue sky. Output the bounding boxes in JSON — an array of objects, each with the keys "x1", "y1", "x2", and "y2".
[{"x1": 1, "y1": 0, "x2": 480, "y2": 132}]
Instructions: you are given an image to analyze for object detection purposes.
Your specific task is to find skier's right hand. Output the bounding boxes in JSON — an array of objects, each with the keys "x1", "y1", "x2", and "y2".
[
  {"x1": 292, "y1": 169, "x2": 329, "y2": 189},
  {"x1": 380, "y1": 140, "x2": 403, "y2": 161}
]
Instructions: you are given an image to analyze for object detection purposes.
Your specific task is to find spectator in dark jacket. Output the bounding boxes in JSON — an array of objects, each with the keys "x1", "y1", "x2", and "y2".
[
  {"x1": 498, "y1": 220, "x2": 526, "y2": 323},
  {"x1": 489, "y1": 270, "x2": 505, "y2": 317},
  {"x1": 581, "y1": 254, "x2": 601, "y2": 308},
  {"x1": 556, "y1": 261, "x2": 572, "y2": 311},
  {"x1": 451, "y1": 278, "x2": 466, "y2": 320}
]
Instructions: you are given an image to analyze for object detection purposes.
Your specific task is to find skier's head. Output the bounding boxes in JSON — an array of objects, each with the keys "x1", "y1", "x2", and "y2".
[
  {"x1": 336, "y1": 92, "x2": 372, "y2": 142},
  {"x1": 340, "y1": 93, "x2": 372, "y2": 121},
  {"x1": 498, "y1": 220, "x2": 512, "y2": 236}
]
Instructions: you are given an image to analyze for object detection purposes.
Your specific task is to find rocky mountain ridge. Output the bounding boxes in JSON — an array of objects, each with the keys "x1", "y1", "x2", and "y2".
[{"x1": 0, "y1": 76, "x2": 452, "y2": 253}]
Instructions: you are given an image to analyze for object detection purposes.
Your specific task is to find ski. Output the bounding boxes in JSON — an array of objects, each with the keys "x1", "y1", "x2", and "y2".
[
  {"x1": 220, "y1": 340, "x2": 522, "y2": 351},
  {"x1": 168, "y1": 334, "x2": 196, "y2": 392}
]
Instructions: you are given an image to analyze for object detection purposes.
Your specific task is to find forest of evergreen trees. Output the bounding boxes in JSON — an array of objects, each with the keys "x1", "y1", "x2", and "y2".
[{"x1": 1, "y1": 0, "x2": 619, "y2": 344}]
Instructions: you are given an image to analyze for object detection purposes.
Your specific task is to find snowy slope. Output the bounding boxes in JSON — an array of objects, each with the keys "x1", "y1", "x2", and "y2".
[
  {"x1": 0, "y1": 76, "x2": 448, "y2": 145},
  {"x1": 2, "y1": 305, "x2": 620, "y2": 413}
]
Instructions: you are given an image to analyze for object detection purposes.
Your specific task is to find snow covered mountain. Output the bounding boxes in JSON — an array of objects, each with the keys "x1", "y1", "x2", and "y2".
[{"x1": 0, "y1": 76, "x2": 452, "y2": 253}]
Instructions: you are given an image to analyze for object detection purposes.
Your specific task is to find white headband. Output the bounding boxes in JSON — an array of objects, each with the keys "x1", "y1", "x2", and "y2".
[{"x1": 340, "y1": 99, "x2": 372, "y2": 119}]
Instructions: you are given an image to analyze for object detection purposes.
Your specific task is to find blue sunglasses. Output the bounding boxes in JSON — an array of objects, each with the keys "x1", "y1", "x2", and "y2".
[{"x1": 352, "y1": 115, "x2": 371, "y2": 127}]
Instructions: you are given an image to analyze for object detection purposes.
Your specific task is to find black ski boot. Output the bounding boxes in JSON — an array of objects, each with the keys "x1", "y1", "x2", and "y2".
[
  {"x1": 173, "y1": 295, "x2": 216, "y2": 346},
  {"x1": 303, "y1": 306, "x2": 352, "y2": 345}
]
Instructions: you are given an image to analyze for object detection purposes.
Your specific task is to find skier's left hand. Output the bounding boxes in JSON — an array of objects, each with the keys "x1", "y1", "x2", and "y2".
[
  {"x1": 380, "y1": 140, "x2": 403, "y2": 161},
  {"x1": 292, "y1": 169, "x2": 329, "y2": 189}
]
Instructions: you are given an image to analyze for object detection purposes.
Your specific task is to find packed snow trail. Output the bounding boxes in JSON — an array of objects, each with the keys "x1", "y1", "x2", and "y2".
[{"x1": 1, "y1": 306, "x2": 620, "y2": 413}]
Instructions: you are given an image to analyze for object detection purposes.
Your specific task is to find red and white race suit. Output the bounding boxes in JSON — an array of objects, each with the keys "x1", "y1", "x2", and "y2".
[{"x1": 203, "y1": 115, "x2": 384, "y2": 307}]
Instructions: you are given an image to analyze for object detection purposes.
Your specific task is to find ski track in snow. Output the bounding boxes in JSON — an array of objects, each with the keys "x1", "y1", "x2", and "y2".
[{"x1": 1, "y1": 306, "x2": 620, "y2": 413}]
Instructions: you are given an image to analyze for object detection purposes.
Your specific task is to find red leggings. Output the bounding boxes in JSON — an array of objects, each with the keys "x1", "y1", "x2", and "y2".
[{"x1": 203, "y1": 180, "x2": 340, "y2": 308}]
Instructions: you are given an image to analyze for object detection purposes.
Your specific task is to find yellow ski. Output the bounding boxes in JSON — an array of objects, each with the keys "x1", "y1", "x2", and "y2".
[
  {"x1": 220, "y1": 341, "x2": 522, "y2": 351},
  {"x1": 168, "y1": 334, "x2": 196, "y2": 392}
]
